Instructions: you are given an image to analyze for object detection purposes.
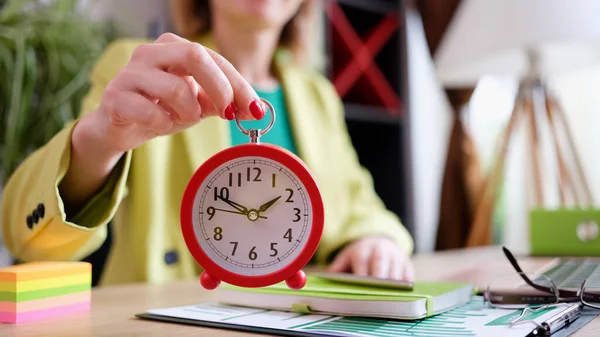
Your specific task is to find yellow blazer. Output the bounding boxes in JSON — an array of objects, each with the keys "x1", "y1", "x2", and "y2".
[{"x1": 1, "y1": 35, "x2": 413, "y2": 286}]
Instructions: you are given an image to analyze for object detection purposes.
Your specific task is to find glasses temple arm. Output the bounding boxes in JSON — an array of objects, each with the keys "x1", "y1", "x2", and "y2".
[{"x1": 502, "y1": 246, "x2": 554, "y2": 293}]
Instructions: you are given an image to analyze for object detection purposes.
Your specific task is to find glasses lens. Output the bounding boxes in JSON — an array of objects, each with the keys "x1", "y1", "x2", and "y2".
[
  {"x1": 580, "y1": 276, "x2": 600, "y2": 309},
  {"x1": 486, "y1": 272, "x2": 558, "y2": 309}
]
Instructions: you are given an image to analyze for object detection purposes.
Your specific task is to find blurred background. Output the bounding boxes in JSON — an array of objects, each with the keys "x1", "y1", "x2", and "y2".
[{"x1": 1, "y1": 0, "x2": 600, "y2": 265}]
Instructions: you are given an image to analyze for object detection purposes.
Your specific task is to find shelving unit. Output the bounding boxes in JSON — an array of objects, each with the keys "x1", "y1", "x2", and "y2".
[{"x1": 323, "y1": 0, "x2": 413, "y2": 235}]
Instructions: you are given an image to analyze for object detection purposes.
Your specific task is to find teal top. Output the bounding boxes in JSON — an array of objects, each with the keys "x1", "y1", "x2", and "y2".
[{"x1": 229, "y1": 85, "x2": 298, "y2": 155}]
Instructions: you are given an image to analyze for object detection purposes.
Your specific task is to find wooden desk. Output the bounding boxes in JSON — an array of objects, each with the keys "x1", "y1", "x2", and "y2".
[{"x1": 0, "y1": 246, "x2": 597, "y2": 336}]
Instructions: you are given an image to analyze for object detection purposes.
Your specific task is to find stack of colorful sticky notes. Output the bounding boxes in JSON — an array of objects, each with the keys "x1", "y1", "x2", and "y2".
[{"x1": 0, "y1": 261, "x2": 92, "y2": 323}]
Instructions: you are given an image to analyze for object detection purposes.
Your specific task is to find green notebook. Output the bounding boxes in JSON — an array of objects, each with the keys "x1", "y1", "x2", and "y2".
[{"x1": 216, "y1": 274, "x2": 474, "y2": 320}]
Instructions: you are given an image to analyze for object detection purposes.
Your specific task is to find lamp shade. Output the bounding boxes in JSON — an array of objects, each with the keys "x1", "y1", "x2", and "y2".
[{"x1": 434, "y1": 0, "x2": 600, "y2": 87}]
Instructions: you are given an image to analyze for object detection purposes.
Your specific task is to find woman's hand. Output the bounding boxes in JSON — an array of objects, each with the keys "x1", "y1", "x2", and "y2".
[
  {"x1": 85, "y1": 32, "x2": 263, "y2": 155},
  {"x1": 61, "y1": 32, "x2": 263, "y2": 211},
  {"x1": 327, "y1": 236, "x2": 415, "y2": 281}
]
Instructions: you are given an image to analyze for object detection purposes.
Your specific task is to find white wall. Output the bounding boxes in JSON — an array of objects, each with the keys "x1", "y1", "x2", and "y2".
[{"x1": 405, "y1": 10, "x2": 454, "y2": 253}]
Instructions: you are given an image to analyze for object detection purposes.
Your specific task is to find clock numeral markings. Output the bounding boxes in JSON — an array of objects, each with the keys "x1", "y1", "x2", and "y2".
[
  {"x1": 270, "y1": 242, "x2": 278, "y2": 257},
  {"x1": 293, "y1": 208, "x2": 301, "y2": 222},
  {"x1": 229, "y1": 172, "x2": 242, "y2": 187},
  {"x1": 284, "y1": 228, "x2": 292, "y2": 242},
  {"x1": 206, "y1": 206, "x2": 216, "y2": 220},
  {"x1": 213, "y1": 227, "x2": 223, "y2": 241},
  {"x1": 229, "y1": 241, "x2": 238, "y2": 256},
  {"x1": 213, "y1": 187, "x2": 229, "y2": 201},
  {"x1": 248, "y1": 246, "x2": 258, "y2": 261},
  {"x1": 272, "y1": 174, "x2": 276, "y2": 188},
  {"x1": 285, "y1": 188, "x2": 294, "y2": 203},
  {"x1": 245, "y1": 167, "x2": 262, "y2": 182}
]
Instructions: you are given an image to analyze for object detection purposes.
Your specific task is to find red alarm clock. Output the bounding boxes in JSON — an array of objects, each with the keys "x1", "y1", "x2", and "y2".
[{"x1": 180, "y1": 99, "x2": 324, "y2": 290}]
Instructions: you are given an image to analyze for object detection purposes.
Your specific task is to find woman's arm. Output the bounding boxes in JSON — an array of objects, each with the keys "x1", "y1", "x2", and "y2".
[{"x1": 2, "y1": 33, "x2": 264, "y2": 262}]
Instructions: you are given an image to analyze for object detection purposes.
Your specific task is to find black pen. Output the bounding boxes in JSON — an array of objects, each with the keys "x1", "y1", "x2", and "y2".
[{"x1": 526, "y1": 303, "x2": 582, "y2": 336}]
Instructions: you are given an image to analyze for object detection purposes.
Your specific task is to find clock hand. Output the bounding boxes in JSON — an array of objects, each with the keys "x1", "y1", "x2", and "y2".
[
  {"x1": 216, "y1": 195, "x2": 249, "y2": 214},
  {"x1": 212, "y1": 207, "x2": 267, "y2": 219},
  {"x1": 257, "y1": 196, "x2": 282, "y2": 213}
]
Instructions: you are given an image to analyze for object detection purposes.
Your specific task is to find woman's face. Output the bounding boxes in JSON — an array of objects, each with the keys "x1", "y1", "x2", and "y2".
[{"x1": 210, "y1": 0, "x2": 305, "y2": 31}]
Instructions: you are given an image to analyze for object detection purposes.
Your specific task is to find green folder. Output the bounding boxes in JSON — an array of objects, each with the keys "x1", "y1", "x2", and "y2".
[
  {"x1": 530, "y1": 208, "x2": 600, "y2": 256},
  {"x1": 216, "y1": 274, "x2": 474, "y2": 320}
]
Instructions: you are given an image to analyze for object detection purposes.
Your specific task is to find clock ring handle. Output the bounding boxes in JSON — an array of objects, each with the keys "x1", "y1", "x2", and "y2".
[{"x1": 235, "y1": 98, "x2": 276, "y2": 142}]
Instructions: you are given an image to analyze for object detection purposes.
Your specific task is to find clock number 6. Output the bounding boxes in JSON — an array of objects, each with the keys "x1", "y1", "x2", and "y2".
[{"x1": 249, "y1": 246, "x2": 257, "y2": 261}]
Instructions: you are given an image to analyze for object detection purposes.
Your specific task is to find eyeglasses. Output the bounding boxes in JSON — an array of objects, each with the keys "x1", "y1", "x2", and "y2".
[{"x1": 483, "y1": 247, "x2": 600, "y2": 327}]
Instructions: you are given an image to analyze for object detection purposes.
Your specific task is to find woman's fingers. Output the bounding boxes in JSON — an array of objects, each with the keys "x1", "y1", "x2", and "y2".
[
  {"x1": 133, "y1": 33, "x2": 261, "y2": 121},
  {"x1": 403, "y1": 259, "x2": 416, "y2": 281},
  {"x1": 102, "y1": 90, "x2": 173, "y2": 136},
  {"x1": 155, "y1": 33, "x2": 261, "y2": 120},
  {"x1": 114, "y1": 67, "x2": 202, "y2": 124},
  {"x1": 204, "y1": 48, "x2": 263, "y2": 120},
  {"x1": 130, "y1": 42, "x2": 234, "y2": 119},
  {"x1": 369, "y1": 245, "x2": 390, "y2": 278},
  {"x1": 327, "y1": 249, "x2": 351, "y2": 273}
]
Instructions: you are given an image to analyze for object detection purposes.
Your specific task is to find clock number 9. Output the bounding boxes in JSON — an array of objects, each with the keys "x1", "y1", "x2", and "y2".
[{"x1": 206, "y1": 206, "x2": 216, "y2": 220}]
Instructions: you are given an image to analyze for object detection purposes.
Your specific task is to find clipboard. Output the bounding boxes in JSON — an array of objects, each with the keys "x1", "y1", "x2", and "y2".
[
  {"x1": 135, "y1": 313, "x2": 324, "y2": 337},
  {"x1": 134, "y1": 297, "x2": 597, "y2": 337}
]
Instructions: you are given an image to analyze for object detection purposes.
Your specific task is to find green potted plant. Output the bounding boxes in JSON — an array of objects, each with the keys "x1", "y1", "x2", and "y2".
[
  {"x1": 0, "y1": 0, "x2": 117, "y2": 184},
  {"x1": 0, "y1": 0, "x2": 117, "y2": 266}
]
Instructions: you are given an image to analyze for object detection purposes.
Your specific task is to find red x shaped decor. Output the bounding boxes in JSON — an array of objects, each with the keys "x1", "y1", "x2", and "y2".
[{"x1": 326, "y1": 2, "x2": 403, "y2": 116}]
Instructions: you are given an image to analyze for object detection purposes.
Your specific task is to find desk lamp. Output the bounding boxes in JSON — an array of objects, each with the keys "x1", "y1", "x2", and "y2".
[{"x1": 433, "y1": 0, "x2": 600, "y2": 248}]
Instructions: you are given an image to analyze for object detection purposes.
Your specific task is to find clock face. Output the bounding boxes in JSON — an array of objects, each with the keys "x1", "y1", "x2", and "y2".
[{"x1": 191, "y1": 156, "x2": 313, "y2": 277}]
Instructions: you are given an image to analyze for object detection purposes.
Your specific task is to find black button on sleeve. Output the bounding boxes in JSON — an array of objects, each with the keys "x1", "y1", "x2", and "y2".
[
  {"x1": 26, "y1": 216, "x2": 34, "y2": 229},
  {"x1": 32, "y1": 210, "x2": 40, "y2": 223},
  {"x1": 164, "y1": 251, "x2": 179, "y2": 265},
  {"x1": 37, "y1": 203, "x2": 45, "y2": 218}
]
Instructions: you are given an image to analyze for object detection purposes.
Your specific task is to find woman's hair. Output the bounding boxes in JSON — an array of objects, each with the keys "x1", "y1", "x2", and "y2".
[{"x1": 169, "y1": 0, "x2": 320, "y2": 67}]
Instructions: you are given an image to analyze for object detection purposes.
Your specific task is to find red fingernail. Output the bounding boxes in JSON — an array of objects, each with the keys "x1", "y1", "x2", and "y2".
[
  {"x1": 249, "y1": 100, "x2": 264, "y2": 119},
  {"x1": 225, "y1": 103, "x2": 236, "y2": 120}
]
